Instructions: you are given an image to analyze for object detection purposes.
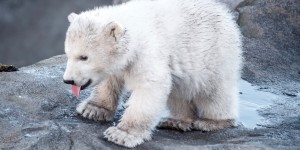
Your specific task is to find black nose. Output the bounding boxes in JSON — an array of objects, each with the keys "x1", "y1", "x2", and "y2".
[{"x1": 63, "y1": 80, "x2": 74, "y2": 85}]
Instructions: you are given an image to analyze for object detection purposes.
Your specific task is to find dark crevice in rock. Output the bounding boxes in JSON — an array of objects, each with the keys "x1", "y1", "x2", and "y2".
[
  {"x1": 282, "y1": 92, "x2": 297, "y2": 97},
  {"x1": 0, "y1": 64, "x2": 18, "y2": 72},
  {"x1": 68, "y1": 135, "x2": 74, "y2": 150}
]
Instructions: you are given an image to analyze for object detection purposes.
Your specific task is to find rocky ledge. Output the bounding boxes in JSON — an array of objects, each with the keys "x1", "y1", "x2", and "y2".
[{"x1": 0, "y1": 0, "x2": 299, "y2": 149}]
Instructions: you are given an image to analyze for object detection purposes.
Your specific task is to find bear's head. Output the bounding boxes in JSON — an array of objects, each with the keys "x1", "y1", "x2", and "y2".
[{"x1": 63, "y1": 12, "x2": 129, "y2": 90}]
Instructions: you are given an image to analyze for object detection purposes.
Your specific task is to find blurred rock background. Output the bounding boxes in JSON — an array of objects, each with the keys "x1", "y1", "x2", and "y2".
[{"x1": 0, "y1": 0, "x2": 112, "y2": 67}]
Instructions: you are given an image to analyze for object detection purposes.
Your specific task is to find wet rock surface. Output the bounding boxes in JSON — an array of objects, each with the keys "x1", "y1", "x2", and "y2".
[{"x1": 1, "y1": 0, "x2": 300, "y2": 149}]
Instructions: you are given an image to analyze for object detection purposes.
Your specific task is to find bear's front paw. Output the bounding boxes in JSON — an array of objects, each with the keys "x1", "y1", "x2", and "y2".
[
  {"x1": 76, "y1": 100, "x2": 114, "y2": 121},
  {"x1": 104, "y1": 126, "x2": 151, "y2": 148}
]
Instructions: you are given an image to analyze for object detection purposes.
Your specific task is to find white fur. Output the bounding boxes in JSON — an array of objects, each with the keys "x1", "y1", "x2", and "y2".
[{"x1": 63, "y1": 0, "x2": 242, "y2": 148}]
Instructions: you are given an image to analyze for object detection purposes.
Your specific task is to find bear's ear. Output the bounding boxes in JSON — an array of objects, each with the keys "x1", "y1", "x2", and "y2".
[
  {"x1": 104, "y1": 21, "x2": 125, "y2": 42},
  {"x1": 68, "y1": 12, "x2": 78, "y2": 23}
]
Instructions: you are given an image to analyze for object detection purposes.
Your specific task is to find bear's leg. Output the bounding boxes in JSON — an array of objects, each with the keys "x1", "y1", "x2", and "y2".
[
  {"x1": 104, "y1": 76, "x2": 172, "y2": 148},
  {"x1": 76, "y1": 75, "x2": 123, "y2": 121},
  {"x1": 157, "y1": 94, "x2": 196, "y2": 132},
  {"x1": 191, "y1": 87, "x2": 238, "y2": 131}
]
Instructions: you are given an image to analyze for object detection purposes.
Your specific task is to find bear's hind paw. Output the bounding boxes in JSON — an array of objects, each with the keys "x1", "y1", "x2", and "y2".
[
  {"x1": 192, "y1": 119, "x2": 235, "y2": 131},
  {"x1": 157, "y1": 118, "x2": 193, "y2": 132}
]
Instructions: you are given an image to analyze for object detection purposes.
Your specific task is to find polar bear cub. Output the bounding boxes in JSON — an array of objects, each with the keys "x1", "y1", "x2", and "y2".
[{"x1": 63, "y1": 0, "x2": 242, "y2": 148}]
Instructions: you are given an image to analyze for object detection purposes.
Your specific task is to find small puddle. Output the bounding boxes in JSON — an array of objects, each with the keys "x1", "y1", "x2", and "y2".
[{"x1": 238, "y1": 80, "x2": 278, "y2": 128}]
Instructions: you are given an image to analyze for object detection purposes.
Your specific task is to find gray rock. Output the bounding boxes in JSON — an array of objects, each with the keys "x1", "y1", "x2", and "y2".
[
  {"x1": 1, "y1": 0, "x2": 300, "y2": 149},
  {"x1": 1, "y1": 55, "x2": 299, "y2": 150},
  {"x1": 237, "y1": 0, "x2": 300, "y2": 91}
]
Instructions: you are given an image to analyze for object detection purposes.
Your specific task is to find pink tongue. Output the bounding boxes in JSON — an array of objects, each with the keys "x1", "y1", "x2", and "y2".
[{"x1": 71, "y1": 85, "x2": 81, "y2": 97}]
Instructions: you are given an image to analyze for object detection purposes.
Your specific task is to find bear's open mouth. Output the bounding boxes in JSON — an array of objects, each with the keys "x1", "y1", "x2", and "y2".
[{"x1": 80, "y1": 79, "x2": 92, "y2": 90}]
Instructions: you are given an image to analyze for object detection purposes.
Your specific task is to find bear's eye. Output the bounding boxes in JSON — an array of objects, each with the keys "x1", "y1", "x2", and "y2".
[{"x1": 79, "y1": 56, "x2": 88, "y2": 61}]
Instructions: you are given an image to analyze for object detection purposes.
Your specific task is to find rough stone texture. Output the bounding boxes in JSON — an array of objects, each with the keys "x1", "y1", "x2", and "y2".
[
  {"x1": 0, "y1": 55, "x2": 299, "y2": 150},
  {"x1": 237, "y1": 0, "x2": 300, "y2": 91},
  {"x1": 1, "y1": 0, "x2": 300, "y2": 149}
]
